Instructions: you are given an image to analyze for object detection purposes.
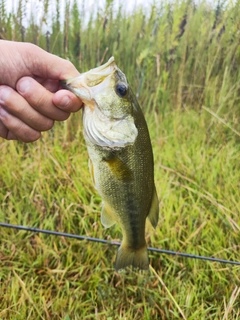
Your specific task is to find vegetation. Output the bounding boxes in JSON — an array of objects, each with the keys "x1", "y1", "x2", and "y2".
[{"x1": 0, "y1": 0, "x2": 240, "y2": 319}]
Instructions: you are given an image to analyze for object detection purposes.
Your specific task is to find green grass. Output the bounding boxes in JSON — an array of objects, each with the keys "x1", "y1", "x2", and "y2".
[
  {"x1": 1, "y1": 0, "x2": 240, "y2": 319},
  {"x1": 1, "y1": 109, "x2": 239, "y2": 319}
]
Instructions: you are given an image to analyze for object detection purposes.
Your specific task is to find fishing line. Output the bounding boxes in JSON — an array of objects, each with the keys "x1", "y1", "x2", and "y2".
[{"x1": 0, "y1": 222, "x2": 240, "y2": 266}]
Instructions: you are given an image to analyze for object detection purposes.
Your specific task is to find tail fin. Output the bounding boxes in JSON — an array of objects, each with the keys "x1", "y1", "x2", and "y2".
[{"x1": 114, "y1": 244, "x2": 149, "y2": 271}]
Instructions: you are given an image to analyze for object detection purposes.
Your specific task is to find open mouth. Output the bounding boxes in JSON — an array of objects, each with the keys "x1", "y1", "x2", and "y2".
[{"x1": 60, "y1": 57, "x2": 116, "y2": 104}]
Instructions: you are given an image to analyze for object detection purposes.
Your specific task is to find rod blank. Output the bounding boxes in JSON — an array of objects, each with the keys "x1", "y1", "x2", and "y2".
[{"x1": 0, "y1": 222, "x2": 239, "y2": 266}]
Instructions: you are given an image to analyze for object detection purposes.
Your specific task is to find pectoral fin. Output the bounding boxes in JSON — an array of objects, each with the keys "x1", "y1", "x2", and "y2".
[
  {"x1": 101, "y1": 202, "x2": 117, "y2": 228},
  {"x1": 147, "y1": 185, "x2": 159, "y2": 229},
  {"x1": 103, "y1": 153, "x2": 132, "y2": 181}
]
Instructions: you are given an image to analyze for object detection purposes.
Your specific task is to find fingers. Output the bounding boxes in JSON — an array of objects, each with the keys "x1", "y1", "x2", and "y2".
[
  {"x1": 0, "y1": 41, "x2": 80, "y2": 88},
  {"x1": 17, "y1": 77, "x2": 70, "y2": 121},
  {"x1": 0, "y1": 41, "x2": 83, "y2": 143},
  {"x1": 33, "y1": 77, "x2": 60, "y2": 93},
  {"x1": 53, "y1": 89, "x2": 83, "y2": 112},
  {"x1": 0, "y1": 78, "x2": 82, "y2": 142},
  {"x1": 0, "y1": 74, "x2": 82, "y2": 142},
  {"x1": 0, "y1": 85, "x2": 54, "y2": 131},
  {"x1": 0, "y1": 107, "x2": 40, "y2": 142},
  {"x1": 0, "y1": 120, "x2": 18, "y2": 140}
]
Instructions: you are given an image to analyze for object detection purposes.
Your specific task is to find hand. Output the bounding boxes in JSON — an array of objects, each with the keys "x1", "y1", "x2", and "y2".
[{"x1": 0, "y1": 40, "x2": 82, "y2": 142}]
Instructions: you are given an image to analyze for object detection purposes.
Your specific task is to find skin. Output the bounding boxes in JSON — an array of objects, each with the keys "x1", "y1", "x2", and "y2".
[{"x1": 0, "y1": 40, "x2": 83, "y2": 142}]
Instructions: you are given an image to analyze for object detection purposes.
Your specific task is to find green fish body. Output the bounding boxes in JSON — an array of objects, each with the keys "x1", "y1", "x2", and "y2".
[{"x1": 62, "y1": 57, "x2": 159, "y2": 270}]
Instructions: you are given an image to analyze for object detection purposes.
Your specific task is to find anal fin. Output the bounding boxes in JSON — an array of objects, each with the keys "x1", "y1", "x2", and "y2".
[{"x1": 101, "y1": 202, "x2": 116, "y2": 228}]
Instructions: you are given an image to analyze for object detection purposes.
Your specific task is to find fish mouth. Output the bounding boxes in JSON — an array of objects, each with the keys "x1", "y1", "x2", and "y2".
[{"x1": 60, "y1": 57, "x2": 116, "y2": 105}]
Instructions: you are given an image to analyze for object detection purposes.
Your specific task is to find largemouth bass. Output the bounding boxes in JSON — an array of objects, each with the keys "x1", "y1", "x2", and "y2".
[{"x1": 62, "y1": 57, "x2": 159, "y2": 270}]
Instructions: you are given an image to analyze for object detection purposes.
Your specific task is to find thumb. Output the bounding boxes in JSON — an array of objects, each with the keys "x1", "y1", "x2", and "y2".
[{"x1": 19, "y1": 42, "x2": 80, "y2": 80}]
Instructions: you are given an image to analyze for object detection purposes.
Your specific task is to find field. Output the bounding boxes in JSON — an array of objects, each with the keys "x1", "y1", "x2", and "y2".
[{"x1": 0, "y1": 0, "x2": 240, "y2": 319}]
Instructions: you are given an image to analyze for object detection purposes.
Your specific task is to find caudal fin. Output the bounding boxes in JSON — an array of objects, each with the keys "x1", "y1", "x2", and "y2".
[{"x1": 114, "y1": 245, "x2": 149, "y2": 271}]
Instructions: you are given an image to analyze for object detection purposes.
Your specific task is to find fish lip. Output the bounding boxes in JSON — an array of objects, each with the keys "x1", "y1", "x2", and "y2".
[
  {"x1": 61, "y1": 75, "x2": 92, "y2": 102},
  {"x1": 82, "y1": 57, "x2": 116, "y2": 89},
  {"x1": 87, "y1": 56, "x2": 115, "y2": 74},
  {"x1": 60, "y1": 79, "x2": 68, "y2": 88},
  {"x1": 60, "y1": 57, "x2": 116, "y2": 105}
]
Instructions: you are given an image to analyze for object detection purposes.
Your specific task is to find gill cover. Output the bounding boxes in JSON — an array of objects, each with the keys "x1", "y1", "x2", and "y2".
[{"x1": 83, "y1": 107, "x2": 138, "y2": 148}]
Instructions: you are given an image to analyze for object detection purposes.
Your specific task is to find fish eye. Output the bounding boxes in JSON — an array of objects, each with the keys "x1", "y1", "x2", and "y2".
[{"x1": 116, "y1": 83, "x2": 128, "y2": 97}]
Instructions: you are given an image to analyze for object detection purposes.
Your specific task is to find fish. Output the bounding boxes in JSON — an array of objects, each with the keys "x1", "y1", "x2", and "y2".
[{"x1": 61, "y1": 57, "x2": 159, "y2": 270}]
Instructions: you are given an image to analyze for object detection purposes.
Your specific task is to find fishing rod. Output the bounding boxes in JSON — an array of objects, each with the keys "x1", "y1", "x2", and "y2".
[{"x1": 0, "y1": 222, "x2": 240, "y2": 266}]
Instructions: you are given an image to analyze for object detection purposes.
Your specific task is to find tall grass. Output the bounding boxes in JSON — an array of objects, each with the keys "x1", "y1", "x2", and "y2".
[
  {"x1": 0, "y1": 0, "x2": 240, "y2": 319},
  {"x1": 1, "y1": 0, "x2": 240, "y2": 114}
]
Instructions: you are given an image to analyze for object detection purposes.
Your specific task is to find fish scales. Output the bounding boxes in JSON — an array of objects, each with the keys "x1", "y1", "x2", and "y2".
[{"x1": 61, "y1": 57, "x2": 159, "y2": 270}]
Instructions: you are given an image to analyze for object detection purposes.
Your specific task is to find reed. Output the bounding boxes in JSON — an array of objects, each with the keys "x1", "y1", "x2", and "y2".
[{"x1": 0, "y1": 1, "x2": 239, "y2": 319}]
